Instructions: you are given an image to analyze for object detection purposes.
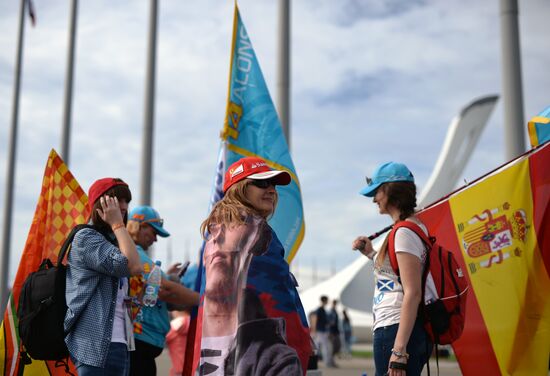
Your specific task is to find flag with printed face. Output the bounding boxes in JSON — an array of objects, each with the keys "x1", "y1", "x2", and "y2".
[
  {"x1": 184, "y1": 6, "x2": 311, "y2": 375},
  {"x1": 0, "y1": 149, "x2": 88, "y2": 375},
  {"x1": 416, "y1": 142, "x2": 550, "y2": 375}
]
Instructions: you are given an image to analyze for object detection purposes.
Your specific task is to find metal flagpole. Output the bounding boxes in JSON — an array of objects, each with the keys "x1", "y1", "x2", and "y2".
[
  {"x1": 277, "y1": 0, "x2": 291, "y2": 147},
  {"x1": 500, "y1": 0, "x2": 525, "y2": 159},
  {"x1": 60, "y1": 0, "x2": 79, "y2": 166},
  {"x1": 1, "y1": 0, "x2": 27, "y2": 310},
  {"x1": 140, "y1": 0, "x2": 158, "y2": 206}
]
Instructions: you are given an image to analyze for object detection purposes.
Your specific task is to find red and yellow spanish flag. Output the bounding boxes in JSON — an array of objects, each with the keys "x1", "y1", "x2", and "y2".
[
  {"x1": 0, "y1": 149, "x2": 88, "y2": 375},
  {"x1": 417, "y1": 141, "x2": 550, "y2": 375}
]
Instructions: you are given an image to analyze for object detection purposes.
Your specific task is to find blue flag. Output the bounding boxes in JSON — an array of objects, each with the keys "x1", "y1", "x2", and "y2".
[
  {"x1": 184, "y1": 7, "x2": 311, "y2": 374},
  {"x1": 219, "y1": 6, "x2": 305, "y2": 263},
  {"x1": 528, "y1": 105, "x2": 550, "y2": 148}
]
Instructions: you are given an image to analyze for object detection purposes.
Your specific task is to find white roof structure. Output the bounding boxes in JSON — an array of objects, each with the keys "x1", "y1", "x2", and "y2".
[{"x1": 300, "y1": 95, "x2": 499, "y2": 341}]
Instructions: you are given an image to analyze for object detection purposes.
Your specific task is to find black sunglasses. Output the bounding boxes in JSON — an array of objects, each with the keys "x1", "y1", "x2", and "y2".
[{"x1": 249, "y1": 179, "x2": 276, "y2": 189}]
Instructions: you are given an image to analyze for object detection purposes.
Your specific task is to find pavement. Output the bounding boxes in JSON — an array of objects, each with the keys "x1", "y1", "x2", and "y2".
[
  {"x1": 312, "y1": 355, "x2": 462, "y2": 376},
  {"x1": 306, "y1": 343, "x2": 462, "y2": 376},
  {"x1": 156, "y1": 346, "x2": 463, "y2": 376}
]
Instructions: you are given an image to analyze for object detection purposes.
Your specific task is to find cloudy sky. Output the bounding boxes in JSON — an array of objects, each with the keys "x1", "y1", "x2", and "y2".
[{"x1": 1, "y1": 0, "x2": 549, "y2": 286}]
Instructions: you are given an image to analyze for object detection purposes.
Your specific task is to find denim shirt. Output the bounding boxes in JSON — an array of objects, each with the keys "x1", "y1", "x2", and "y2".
[{"x1": 64, "y1": 228, "x2": 131, "y2": 367}]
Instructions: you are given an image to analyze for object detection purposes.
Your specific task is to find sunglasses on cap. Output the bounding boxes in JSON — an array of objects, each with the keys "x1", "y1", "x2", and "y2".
[
  {"x1": 248, "y1": 179, "x2": 276, "y2": 189},
  {"x1": 144, "y1": 218, "x2": 164, "y2": 226}
]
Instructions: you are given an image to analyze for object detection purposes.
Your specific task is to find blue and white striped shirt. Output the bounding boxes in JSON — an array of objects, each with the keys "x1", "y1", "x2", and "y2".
[{"x1": 64, "y1": 227, "x2": 131, "y2": 367}]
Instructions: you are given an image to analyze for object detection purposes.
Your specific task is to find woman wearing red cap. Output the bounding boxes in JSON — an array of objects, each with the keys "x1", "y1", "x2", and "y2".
[
  {"x1": 352, "y1": 162, "x2": 432, "y2": 376},
  {"x1": 195, "y1": 156, "x2": 311, "y2": 375},
  {"x1": 64, "y1": 178, "x2": 143, "y2": 375}
]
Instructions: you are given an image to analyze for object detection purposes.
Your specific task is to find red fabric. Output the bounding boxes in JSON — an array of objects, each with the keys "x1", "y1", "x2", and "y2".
[
  {"x1": 418, "y1": 202, "x2": 501, "y2": 375},
  {"x1": 529, "y1": 143, "x2": 550, "y2": 275},
  {"x1": 166, "y1": 315, "x2": 190, "y2": 376},
  {"x1": 183, "y1": 301, "x2": 203, "y2": 376},
  {"x1": 259, "y1": 292, "x2": 312, "y2": 374}
]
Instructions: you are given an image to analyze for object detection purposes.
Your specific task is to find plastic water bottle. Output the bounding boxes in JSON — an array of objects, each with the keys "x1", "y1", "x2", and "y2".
[{"x1": 143, "y1": 261, "x2": 162, "y2": 307}]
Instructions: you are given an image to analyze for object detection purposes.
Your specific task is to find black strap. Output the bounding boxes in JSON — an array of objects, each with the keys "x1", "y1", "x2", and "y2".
[
  {"x1": 435, "y1": 343, "x2": 440, "y2": 376},
  {"x1": 16, "y1": 352, "x2": 75, "y2": 376},
  {"x1": 56, "y1": 224, "x2": 117, "y2": 265},
  {"x1": 57, "y1": 224, "x2": 95, "y2": 265},
  {"x1": 17, "y1": 350, "x2": 32, "y2": 376},
  {"x1": 426, "y1": 340, "x2": 431, "y2": 376},
  {"x1": 425, "y1": 341, "x2": 442, "y2": 376},
  {"x1": 39, "y1": 258, "x2": 54, "y2": 270},
  {"x1": 389, "y1": 361, "x2": 407, "y2": 370},
  {"x1": 19, "y1": 296, "x2": 51, "y2": 325}
]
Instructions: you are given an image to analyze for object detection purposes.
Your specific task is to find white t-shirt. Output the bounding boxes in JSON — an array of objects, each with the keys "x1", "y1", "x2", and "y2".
[
  {"x1": 372, "y1": 219, "x2": 437, "y2": 331},
  {"x1": 111, "y1": 278, "x2": 129, "y2": 344},
  {"x1": 198, "y1": 334, "x2": 235, "y2": 376}
]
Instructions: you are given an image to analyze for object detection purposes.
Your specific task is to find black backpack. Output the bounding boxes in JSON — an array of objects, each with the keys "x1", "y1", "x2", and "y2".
[{"x1": 17, "y1": 224, "x2": 92, "y2": 363}]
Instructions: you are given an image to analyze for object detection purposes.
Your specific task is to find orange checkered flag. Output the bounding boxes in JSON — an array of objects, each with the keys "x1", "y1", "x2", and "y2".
[{"x1": 0, "y1": 149, "x2": 89, "y2": 375}]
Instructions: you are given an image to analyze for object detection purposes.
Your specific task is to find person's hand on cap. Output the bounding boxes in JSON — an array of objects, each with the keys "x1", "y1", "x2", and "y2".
[{"x1": 97, "y1": 195, "x2": 123, "y2": 227}]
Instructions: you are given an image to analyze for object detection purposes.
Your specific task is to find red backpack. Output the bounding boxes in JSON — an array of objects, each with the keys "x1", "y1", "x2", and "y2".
[{"x1": 388, "y1": 221, "x2": 469, "y2": 345}]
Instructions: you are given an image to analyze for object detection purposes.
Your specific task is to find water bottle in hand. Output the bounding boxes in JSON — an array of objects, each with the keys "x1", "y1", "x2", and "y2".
[{"x1": 143, "y1": 261, "x2": 162, "y2": 307}]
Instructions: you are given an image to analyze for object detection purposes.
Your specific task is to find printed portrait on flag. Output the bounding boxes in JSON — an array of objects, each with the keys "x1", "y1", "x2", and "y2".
[{"x1": 198, "y1": 215, "x2": 301, "y2": 375}]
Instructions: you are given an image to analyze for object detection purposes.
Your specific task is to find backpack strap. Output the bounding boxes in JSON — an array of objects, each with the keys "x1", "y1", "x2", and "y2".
[
  {"x1": 56, "y1": 224, "x2": 95, "y2": 265},
  {"x1": 17, "y1": 350, "x2": 32, "y2": 376},
  {"x1": 387, "y1": 220, "x2": 432, "y2": 276}
]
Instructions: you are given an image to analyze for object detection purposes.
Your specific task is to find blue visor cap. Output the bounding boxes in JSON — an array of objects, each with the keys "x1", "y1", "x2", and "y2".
[
  {"x1": 128, "y1": 205, "x2": 170, "y2": 237},
  {"x1": 359, "y1": 162, "x2": 414, "y2": 197}
]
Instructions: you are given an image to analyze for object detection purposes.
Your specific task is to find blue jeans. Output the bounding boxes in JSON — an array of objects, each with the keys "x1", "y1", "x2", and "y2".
[
  {"x1": 73, "y1": 342, "x2": 130, "y2": 376},
  {"x1": 373, "y1": 319, "x2": 432, "y2": 376}
]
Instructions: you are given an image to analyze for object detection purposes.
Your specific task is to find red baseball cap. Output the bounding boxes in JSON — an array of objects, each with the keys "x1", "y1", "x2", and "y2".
[
  {"x1": 223, "y1": 157, "x2": 291, "y2": 193},
  {"x1": 88, "y1": 178, "x2": 129, "y2": 211}
]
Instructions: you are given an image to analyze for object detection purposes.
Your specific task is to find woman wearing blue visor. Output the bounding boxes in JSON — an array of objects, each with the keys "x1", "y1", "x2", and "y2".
[{"x1": 352, "y1": 162, "x2": 432, "y2": 376}]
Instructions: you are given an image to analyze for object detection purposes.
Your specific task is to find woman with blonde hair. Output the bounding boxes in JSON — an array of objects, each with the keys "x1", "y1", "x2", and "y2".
[
  {"x1": 196, "y1": 156, "x2": 311, "y2": 375},
  {"x1": 353, "y1": 162, "x2": 432, "y2": 376}
]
